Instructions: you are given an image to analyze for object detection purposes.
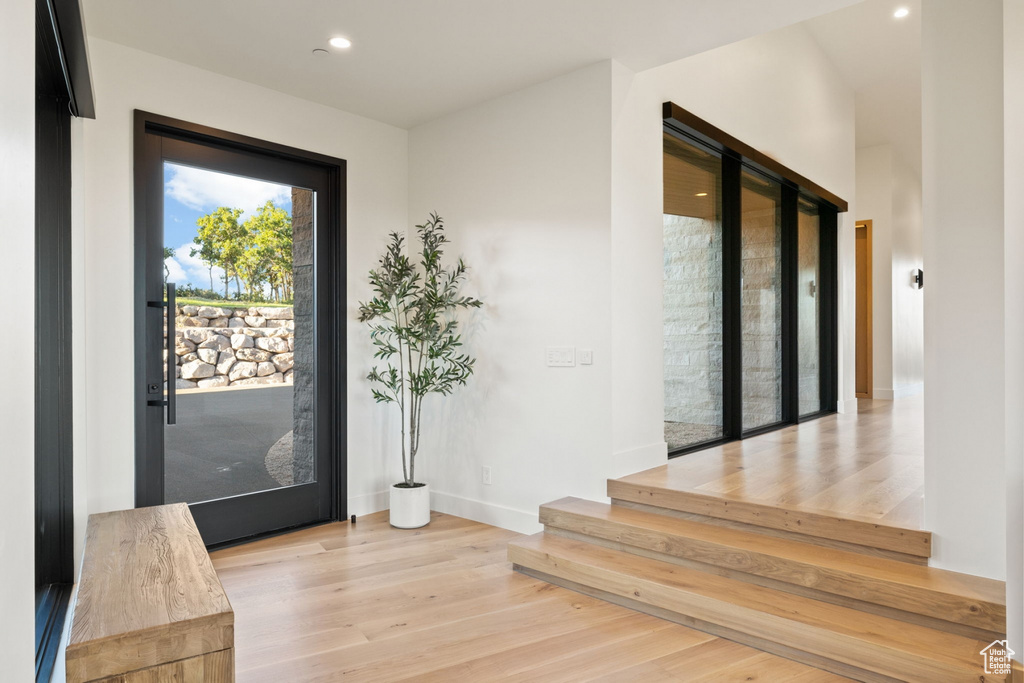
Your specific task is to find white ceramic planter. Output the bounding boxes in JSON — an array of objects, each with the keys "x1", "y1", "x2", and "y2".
[{"x1": 390, "y1": 483, "x2": 430, "y2": 528}]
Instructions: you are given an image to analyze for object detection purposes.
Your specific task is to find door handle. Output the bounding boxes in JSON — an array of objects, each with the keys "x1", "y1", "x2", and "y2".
[{"x1": 166, "y1": 283, "x2": 176, "y2": 425}]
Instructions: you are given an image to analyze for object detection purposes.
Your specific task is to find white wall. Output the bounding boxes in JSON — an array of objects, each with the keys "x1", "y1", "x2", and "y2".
[
  {"x1": 890, "y1": 155, "x2": 924, "y2": 398},
  {"x1": 610, "y1": 59, "x2": 666, "y2": 472},
  {"x1": 854, "y1": 144, "x2": 924, "y2": 400},
  {"x1": 922, "y1": 0, "x2": 1005, "y2": 580},
  {"x1": 1005, "y1": 0, "x2": 1024, "y2": 655},
  {"x1": 405, "y1": 24, "x2": 857, "y2": 531},
  {"x1": 0, "y1": 0, "x2": 38, "y2": 678},
  {"x1": 70, "y1": 116, "x2": 90, "y2": 569},
  {"x1": 77, "y1": 39, "x2": 409, "y2": 537},
  {"x1": 855, "y1": 145, "x2": 894, "y2": 398},
  {"x1": 611, "y1": 20, "x2": 858, "y2": 467},
  {"x1": 408, "y1": 62, "x2": 615, "y2": 532}
]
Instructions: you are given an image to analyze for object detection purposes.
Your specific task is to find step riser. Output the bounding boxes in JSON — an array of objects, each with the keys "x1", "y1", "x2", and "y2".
[
  {"x1": 509, "y1": 544, "x2": 997, "y2": 683},
  {"x1": 513, "y1": 564, "x2": 902, "y2": 683},
  {"x1": 543, "y1": 503, "x2": 1004, "y2": 636},
  {"x1": 544, "y1": 526, "x2": 1002, "y2": 642},
  {"x1": 612, "y1": 499, "x2": 928, "y2": 565},
  {"x1": 607, "y1": 480, "x2": 932, "y2": 559}
]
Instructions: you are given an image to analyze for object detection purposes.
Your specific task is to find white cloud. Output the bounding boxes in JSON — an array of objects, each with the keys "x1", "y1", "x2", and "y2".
[
  {"x1": 165, "y1": 162, "x2": 292, "y2": 219},
  {"x1": 164, "y1": 255, "x2": 188, "y2": 284},
  {"x1": 170, "y1": 243, "x2": 227, "y2": 291},
  {"x1": 164, "y1": 243, "x2": 230, "y2": 291}
]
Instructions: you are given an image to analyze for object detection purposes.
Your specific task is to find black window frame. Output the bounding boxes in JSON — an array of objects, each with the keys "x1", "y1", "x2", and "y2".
[
  {"x1": 35, "y1": 0, "x2": 94, "y2": 680},
  {"x1": 663, "y1": 102, "x2": 842, "y2": 457}
]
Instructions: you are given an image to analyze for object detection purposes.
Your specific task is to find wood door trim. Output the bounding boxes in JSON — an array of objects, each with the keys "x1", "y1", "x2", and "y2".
[
  {"x1": 663, "y1": 102, "x2": 848, "y2": 213},
  {"x1": 855, "y1": 221, "x2": 872, "y2": 399}
]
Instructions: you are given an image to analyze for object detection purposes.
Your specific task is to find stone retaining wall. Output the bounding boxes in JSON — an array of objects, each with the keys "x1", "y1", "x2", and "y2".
[{"x1": 165, "y1": 305, "x2": 295, "y2": 390}]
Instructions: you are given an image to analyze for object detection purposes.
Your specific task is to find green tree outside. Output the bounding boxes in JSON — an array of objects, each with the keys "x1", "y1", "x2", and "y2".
[{"x1": 190, "y1": 201, "x2": 293, "y2": 303}]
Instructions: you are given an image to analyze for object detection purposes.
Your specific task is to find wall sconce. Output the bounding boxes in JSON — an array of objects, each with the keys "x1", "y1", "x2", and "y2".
[{"x1": 913, "y1": 269, "x2": 924, "y2": 289}]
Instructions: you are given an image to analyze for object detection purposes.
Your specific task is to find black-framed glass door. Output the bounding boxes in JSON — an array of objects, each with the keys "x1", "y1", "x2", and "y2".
[
  {"x1": 134, "y1": 113, "x2": 346, "y2": 546},
  {"x1": 663, "y1": 112, "x2": 839, "y2": 457}
]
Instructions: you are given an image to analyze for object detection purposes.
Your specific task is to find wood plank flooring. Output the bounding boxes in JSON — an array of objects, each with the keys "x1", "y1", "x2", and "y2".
[
  {"x1": 210, "y1": 512, "x2": 853, "y2": 682},
  {"x1": 622, "y1": 398, "x2": 924, "y2": 529}
]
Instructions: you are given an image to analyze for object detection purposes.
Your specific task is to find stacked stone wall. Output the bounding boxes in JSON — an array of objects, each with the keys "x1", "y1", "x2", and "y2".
[
  {"x1": 663, "y1": 214, "x2": 724, "y2": 439},
  {"x1": 165, "y1": 305, "x2": 295, "y2": 390},
  {"x1": 740, "y1": 209, "x2": 783, "y2": 429},
  {"x1": 663, "y1": 207, "x2": 786, "y2": 441}
]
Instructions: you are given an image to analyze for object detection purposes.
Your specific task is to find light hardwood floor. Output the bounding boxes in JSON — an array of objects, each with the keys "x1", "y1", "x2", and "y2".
[
  {"x1": 627, "y1": 398, "x2": 924, "y2": 529},
  {"x1": 210, "y1": 511, "x2": 852, "y2": 682}
]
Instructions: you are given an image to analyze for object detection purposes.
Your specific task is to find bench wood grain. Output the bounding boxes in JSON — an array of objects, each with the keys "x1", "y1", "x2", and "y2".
[{"x1": 66, "y1": 503, "x2": 234, "y2": 683}]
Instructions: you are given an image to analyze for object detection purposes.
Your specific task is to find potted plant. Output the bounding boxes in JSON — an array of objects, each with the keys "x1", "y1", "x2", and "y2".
[{"x1": 359, "y1": 213, "x2": 483, "y2": 528}]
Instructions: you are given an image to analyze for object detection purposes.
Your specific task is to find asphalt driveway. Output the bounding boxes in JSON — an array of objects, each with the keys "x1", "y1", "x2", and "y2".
[{"x1": 164, "y1": 385, "x2": 294, "y2": 504}]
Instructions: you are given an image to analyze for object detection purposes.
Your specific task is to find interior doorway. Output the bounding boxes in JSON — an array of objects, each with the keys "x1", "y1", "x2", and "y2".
[{"x1": 855, "y1": 221, "x2": 873, "y2": 399}]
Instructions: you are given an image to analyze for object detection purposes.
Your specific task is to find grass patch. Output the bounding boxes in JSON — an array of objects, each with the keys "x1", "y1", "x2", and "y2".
[{"x1": 174, "y1": 297, "x2": 292, "y2": 309}]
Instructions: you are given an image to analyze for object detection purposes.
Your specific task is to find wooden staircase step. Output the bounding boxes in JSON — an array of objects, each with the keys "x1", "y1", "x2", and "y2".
[
  {"x1": 540, "y1": 497, "x2": 1005, "y2": 637},
  {"x1": 607, "y1": 478, "x2": 932, "y2": 560},
  {"x1": 508, "y1": 533, "x2": 1003, "y2": 683}
]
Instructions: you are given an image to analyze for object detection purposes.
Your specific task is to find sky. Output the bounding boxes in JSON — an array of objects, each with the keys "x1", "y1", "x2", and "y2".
[{"x1": 163, "y1": 162, "x2": 293, "y2": 292}]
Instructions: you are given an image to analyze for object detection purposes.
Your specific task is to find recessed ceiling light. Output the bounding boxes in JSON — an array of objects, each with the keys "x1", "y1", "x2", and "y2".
[
  {"x1": 329, "y1": 37, "x2": 352, "y2": 49},
  {"x1": 893, "y1": 7, "x2": 910, "y2": 18},
  {"x1": 695, "y1": 192, "x2": 708, "y2": 197}
]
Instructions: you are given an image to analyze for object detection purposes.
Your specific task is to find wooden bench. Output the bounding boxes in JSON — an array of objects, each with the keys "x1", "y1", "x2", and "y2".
[{"x1": 66, "y1": 503, "x2": 234, "y2": 682}]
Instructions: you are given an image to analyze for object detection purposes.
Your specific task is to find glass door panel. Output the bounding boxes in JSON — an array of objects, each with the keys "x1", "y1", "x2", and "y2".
[
  {"x1": 740, "y1": 170, "x2": 783, "y2": 431},
  {"x1": 797, "y1": 198, "x2": 821, "y2": 416},
  {"x1": 663, "y1": 133, "x2": 724, "y2": 450},
  {"x1": 162, "y1": 162, "x2": 314, "y2": 504}
]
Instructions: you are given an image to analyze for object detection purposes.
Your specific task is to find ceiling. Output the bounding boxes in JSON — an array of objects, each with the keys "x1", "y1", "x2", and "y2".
[
  {"x1": 83, "y1": 0, "x2": 859, "y2": 129},
  {"x1": 804, "y1": 0, "x2": 922, "y2": 173}
]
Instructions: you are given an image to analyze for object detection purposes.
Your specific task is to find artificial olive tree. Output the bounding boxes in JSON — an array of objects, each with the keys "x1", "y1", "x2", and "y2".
[{"x1": 359, "y1": 213, "x2": 483, "y2": 487}]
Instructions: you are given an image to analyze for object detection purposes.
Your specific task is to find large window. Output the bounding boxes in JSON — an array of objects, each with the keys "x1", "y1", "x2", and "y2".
[
  {"x1": 663, "y1": 135, "x2": 724, "y2": 451},
  {"x1": 35, "y1": 0, "x2": 94, "y2": 679},
  {"x1": 662, "y1": 103, "x2": 841, "y2": 455}
]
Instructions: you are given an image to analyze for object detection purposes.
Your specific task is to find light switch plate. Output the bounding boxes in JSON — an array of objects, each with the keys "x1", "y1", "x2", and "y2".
[
  {"x1": 579, "y1": 349, "x2": 594, "y2": 365},
  {"x1": 546, "y1": 346, "x2": 575, "y2": 367}
]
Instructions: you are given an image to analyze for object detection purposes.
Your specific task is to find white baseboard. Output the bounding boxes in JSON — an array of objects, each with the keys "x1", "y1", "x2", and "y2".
[
  {"x1": 836, "y1": 397, "x2": 858, "y2": 414},
  {"x1": 354, "y1": 487, "x2": 543, "y2": 535},
  {"x1": 429, "y1": 490, "x2": 541, "y2": 535},
  {"x1": 612, "y1": 441, "x2": 668, "y2": 478},
  {"x1": 347, "y1": 490, "x2": 389, "y2": 518},
  {"x1": 894, "y1": 382, "x2": 924, "y2": 399},
  {"x1": 873, "y1": 388, "x2": 895, "y2": 400}
]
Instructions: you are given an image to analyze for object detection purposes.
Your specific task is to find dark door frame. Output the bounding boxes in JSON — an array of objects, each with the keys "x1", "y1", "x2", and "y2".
[
  {"x1": 663, "y1": 103, "x2": 841, "y2": 457},
  {"x1": 133, "y1": 111, "x2": 348, "y2": 546}
]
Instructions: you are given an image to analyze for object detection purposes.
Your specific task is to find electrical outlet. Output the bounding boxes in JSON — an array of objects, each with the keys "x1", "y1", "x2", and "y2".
[
  {"x1": 579, "y1": 349, "x2": 594, "y2": 365},
  {"x1": 481, "y1": 466, "x2": 492, "y2": 485}
]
